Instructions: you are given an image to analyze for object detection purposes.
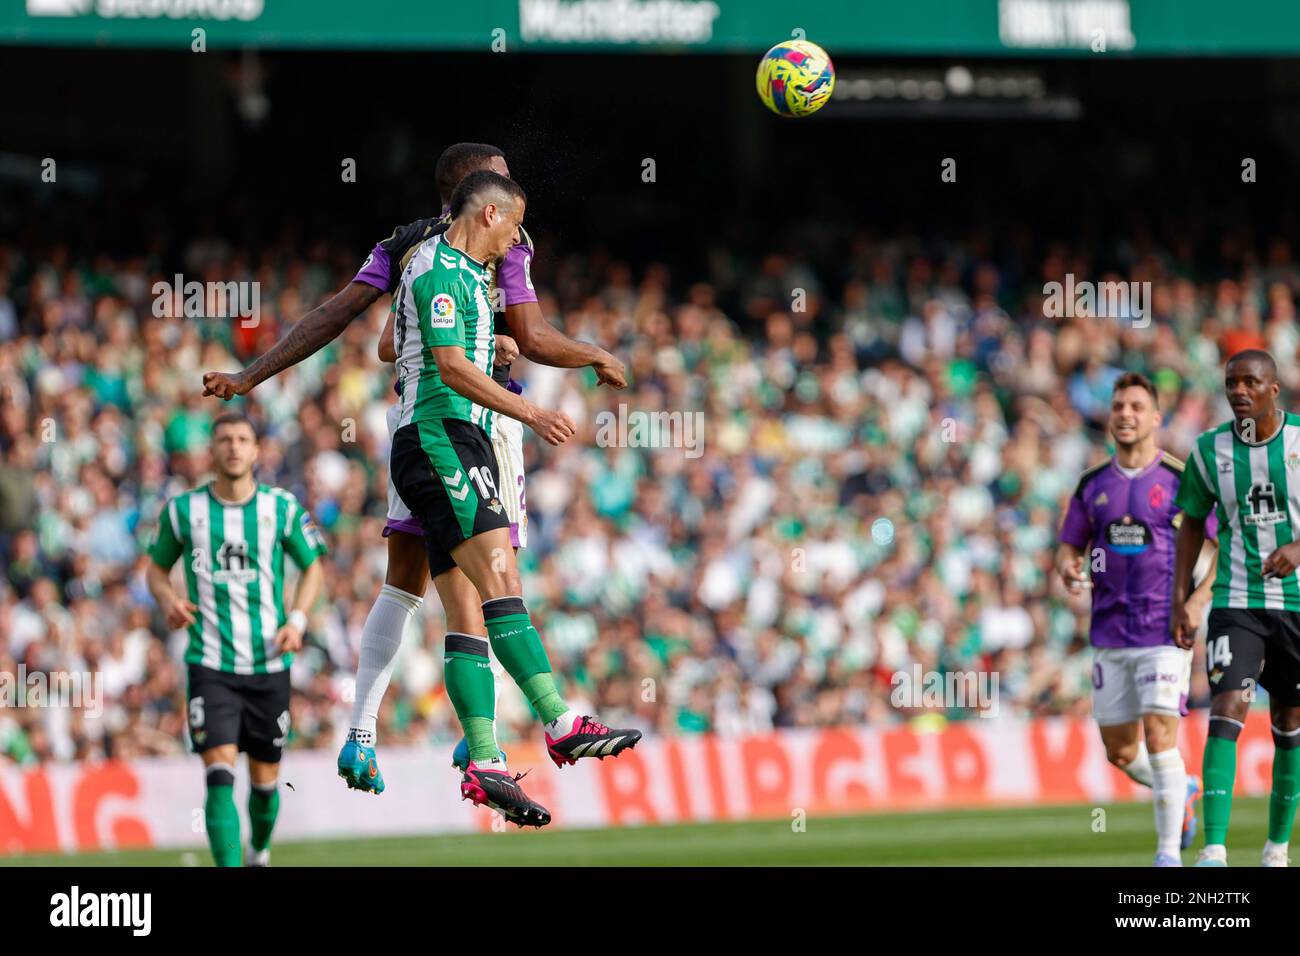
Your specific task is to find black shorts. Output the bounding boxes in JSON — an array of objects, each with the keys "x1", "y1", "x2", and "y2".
[
  {"x1": 1205, "y1": 608, "x2": 1300, "y2": 706},
  {"x1": 390, "y1": 418, "x2": 510, "y2": 577},
  {"x1": 186, "y1": 665, "x2": 291, "y2": 763}
]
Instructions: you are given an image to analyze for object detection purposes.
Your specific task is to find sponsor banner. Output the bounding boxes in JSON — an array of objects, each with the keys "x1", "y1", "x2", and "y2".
[
  {"x1": 0, "y1": 712, "x2": 1277, "y2": 855},
  {"x1": 5, "y1": 0, "x2": 1300, "y2": 54}
]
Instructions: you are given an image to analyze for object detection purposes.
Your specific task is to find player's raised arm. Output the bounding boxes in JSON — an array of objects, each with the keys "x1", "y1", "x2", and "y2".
[
  {"x1": 204, "y1": 281, "x2": 382, "y2": 399},
  {"x1": 495, "y1": 241, "x2": 626, "y2": 388},
  {"x1": 504, "y1": 298, "x2": 626, "y2": 388}
]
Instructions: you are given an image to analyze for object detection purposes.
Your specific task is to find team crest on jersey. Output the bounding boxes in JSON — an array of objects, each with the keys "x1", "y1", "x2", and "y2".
[
  {"x1": 1289, "y1": 452, "x2": 1300, "y2": 471},
  {"x1": 430, "y1": 293, "x2": 456, "y2": 329},
  {"x1": 486, "y1": 498, "x2": 504, "y2": 515},
  {"x1": 1105, "y1": 516, "x2": 1151, "y2": 554},
  {"x1": 1149, "y1": 483, "x2": 1166, "y2": 509}
]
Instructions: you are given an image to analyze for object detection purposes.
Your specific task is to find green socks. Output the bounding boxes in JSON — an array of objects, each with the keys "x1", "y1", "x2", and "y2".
[
  {"x1": 1268, "y1": 735, "x2": 1300, "y2": 844},
  {"x1": 482, "y1": 597, "x2": 567, "y2": 725},
  {"x1": 204, "y1": 765, "x2": 242, "y2": 867},
  {"x1": 248, "y1": 784, "x2": 280, "y2": 853},
  {"x1": 1202, "y1": 733, "x2": 1238, "y2": 846},
  {"x1": 444, "y1": 632, "x2": 500, "y2": 763}
]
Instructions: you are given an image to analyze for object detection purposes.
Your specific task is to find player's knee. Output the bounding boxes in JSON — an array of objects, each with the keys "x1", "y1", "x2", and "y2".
[
  {"x1": 1105, "y1": 743, "x2": 1138, "y2": 768},
  {"x1": 205, "y1": 762, "x2": 235, "y2": 789},
  {"x1": 1208, "y1": 711, "x2": 1245, "y2": 741},
  {"x1": 385, "y1": 534, "x2": 428, "y2": 594},
  {"x1": 1270, "y1": 706, "x2": 1300, "y2": 739}
]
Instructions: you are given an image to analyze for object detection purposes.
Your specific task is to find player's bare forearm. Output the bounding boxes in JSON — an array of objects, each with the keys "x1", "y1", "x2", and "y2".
[
  {"x1": 145, "y1": 560, "x2": 175, "y2": 605},
  {"x1": 378, "y1": 309, "x2": 397, "y2": 363},
  {"x1": 505, "y1": 302, "x2": 615, "y2": 369},
  {"x1": 242, "y1": 282, "x2": 381, "y2": 390},
  {"x1": 433, "y1": 346, "x2": 539, "y2": 426},
  {"x1": 1173, "y1": 516, "x2": 1206, "y2": 605},
  {"x1": 290, "y1": 560, "x2": 324, "y2": 615},
  {"x1": 431, "y1": 346, "x2": 575, "y2": 445},
  {"x1": 1190, "y1": 540, "x2": 1218, "y2": 604}
]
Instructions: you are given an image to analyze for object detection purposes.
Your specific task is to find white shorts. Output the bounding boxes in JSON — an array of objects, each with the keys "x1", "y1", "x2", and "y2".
[
  {"x1": 384, "y1": 404, "x2": 528, "y2": 549},
  {"x1": 383, "y1": 405, "x2": 421, "y2": 535},
  {"x1": 491, "y1": 413, "x2": 528, "y2": 549},
  {"x1": 1091, "y1": 645, "x2": 1192, "y2": 725}
]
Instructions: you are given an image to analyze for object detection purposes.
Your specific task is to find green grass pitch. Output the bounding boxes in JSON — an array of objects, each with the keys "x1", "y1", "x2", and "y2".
[{"x1": 0, "y1": 797, "x2": 1271, "y2": 867}]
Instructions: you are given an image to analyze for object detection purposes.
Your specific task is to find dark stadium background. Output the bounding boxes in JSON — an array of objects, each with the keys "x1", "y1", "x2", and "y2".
[{"x1": 4, "y1": 50, "x2": 1298, "y2": 284}]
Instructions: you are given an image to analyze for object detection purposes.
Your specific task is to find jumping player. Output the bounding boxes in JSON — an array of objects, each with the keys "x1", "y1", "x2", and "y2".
[
  {"x1": 384, "y1": 170, "x2": 641, "y2": 826},
  {"x1": 200, "y1": 144, "x2": 626, "y2": 795}
]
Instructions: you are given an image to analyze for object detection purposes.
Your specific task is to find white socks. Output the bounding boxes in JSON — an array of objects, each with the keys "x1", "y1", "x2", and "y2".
[
  {"x1": 1150, "y1": 747, "x2": 1188, "y2": 857},
  {"x1": 1121, "y1": 741, "x2": 1154, "y2": 788},
  {"x1": 348, "y1": 584, "x2": 422, "y2": 738},
  {"x1": 544, "y1": 710, "x2": 579, "y2": 740}
]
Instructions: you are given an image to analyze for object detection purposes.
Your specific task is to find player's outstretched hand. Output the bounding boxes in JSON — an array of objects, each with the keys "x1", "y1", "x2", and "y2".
[
  {"x1": 203, "y1": 370, "x2": 249, "y2": 401},
  {"x1": 494, "y1": 335, "x2": 520, "y2": 367},
  {"x1": 593, "y1": 352, "x2": 627, "y2": 390},
  {"x1": 162, "y1": 593, "x2": 199, "y2": 630},
  {"x1": 529, "y1": 406, "x2": 577, "y2": 446},
  {"x1": 1263, "y1": 541, "x2": 1300, "y2": 579}
]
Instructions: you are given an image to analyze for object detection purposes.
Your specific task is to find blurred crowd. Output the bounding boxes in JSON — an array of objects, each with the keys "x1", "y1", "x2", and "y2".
[{"x1": 0, "y1": 220, "x2": 1295, "y2": 766}]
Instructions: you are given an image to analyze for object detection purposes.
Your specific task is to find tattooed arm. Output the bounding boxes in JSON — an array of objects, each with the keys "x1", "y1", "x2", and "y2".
[{"x1": 203, "y1": 281, "x2": 382, "y2": 399}]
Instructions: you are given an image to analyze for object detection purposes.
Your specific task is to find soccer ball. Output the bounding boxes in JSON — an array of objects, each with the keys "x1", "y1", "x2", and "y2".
[{"x1": 755, "y1": 40, "x2": 835, "y2": 118}]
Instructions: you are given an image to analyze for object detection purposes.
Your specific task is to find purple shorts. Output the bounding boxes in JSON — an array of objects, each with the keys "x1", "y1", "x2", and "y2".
[{"x1": 382, "y1": 516, "x2": 520, "y2": 548}]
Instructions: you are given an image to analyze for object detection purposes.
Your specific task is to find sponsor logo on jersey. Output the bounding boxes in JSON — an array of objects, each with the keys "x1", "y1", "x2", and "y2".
[
  {"x1": 1243, "y1": 481, "x2": 1288, "y2": 527},
  {"x1": 1105, "y1": 516, "x2": 1151, "y2": 554},
  {"x1": 1094, "y1": 492, "x2": 1108, "y2": 506},
  {"x1": 213, "y1": 540, "x2": 257, "y2": 585},
  {"x1": 430, "y1": 293, "x2": 456, "y2": 329}
]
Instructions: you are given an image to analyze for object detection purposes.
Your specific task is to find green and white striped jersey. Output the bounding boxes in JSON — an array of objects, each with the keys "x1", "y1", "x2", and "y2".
[
  {"x1": 391, "y1": 233, "x2": 497, "y2": 435},
  {"x1": 1177, "y1": 411, "x2": 1300, "y2": 611},
  {"x1": 148, "y1": 483, "x2": 327, "y2": 674}
]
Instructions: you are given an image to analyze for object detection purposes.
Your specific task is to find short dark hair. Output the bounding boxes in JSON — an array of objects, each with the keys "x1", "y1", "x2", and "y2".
[
  {"x1": 449, "y1": 170, "x2": 526, "y2": 220},
  {"x1": 1226, "y1": 348, "x2": 1278, "y2": 381},
  {"x1": 1112, "y1": 371, "x2": 1159, "y2": 408},
  {"x1": 212, "y1": 411, "x2": 259, "y2": 440},
  {"x1": 435, "y1": 143, "x2": 505, "y2": 206}
]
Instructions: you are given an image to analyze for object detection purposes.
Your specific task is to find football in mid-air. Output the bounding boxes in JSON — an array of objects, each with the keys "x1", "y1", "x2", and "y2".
[{"x1": 756, "y1": 39, "x2": 835, "y2": 118}]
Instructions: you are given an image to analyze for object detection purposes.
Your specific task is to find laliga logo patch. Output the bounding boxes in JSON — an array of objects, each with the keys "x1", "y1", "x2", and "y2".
[{"x1": 430, "y1": 293, "x2": 456, "y2": 329}]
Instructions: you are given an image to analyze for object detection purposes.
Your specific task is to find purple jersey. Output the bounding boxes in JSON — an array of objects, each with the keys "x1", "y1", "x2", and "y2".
[
  {"x1": 353, "y1": 212, "x2": 449, "y2": 294},
  {"x1": 1059, "y1": 451, "x2": 1216, "y2": 648},
  {"x1": 356, "y1": 211, "x2": 539, "y2": 394}
]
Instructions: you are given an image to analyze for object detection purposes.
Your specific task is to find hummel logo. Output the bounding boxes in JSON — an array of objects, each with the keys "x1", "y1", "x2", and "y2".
[
  {"x1": 441, "y1": 470, "x2": 471, "y2": 501},
  {"x1": 1220, "y1": 461, "x2": 1233, "y2": 473}
]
